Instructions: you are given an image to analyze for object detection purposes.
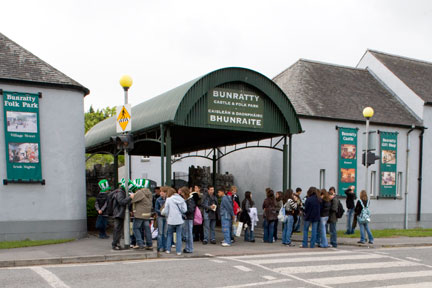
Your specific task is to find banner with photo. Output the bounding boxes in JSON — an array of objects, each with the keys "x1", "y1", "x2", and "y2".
[
  {"x1": 337, "y1": 127, "x2": 358, "y2": 196},
  {"x1": 379, "y1": 131, "x2": 398, "y2": 197},
  {"x1": 2, "y1": 90, "x2": 42, "y2": 183}
]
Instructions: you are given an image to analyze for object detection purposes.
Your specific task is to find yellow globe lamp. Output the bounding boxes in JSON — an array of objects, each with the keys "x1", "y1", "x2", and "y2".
[
  {"x1": 119, "y1": 75, "x2": 133, "y2": 90},
  {"x1": 362, "y1": 107, "x2": 374, "y2": 119}
]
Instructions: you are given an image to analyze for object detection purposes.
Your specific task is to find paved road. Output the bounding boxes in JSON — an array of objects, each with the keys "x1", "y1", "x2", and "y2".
[{"x1": 3, "y1": 246, "x2": 432, "y2": 288}]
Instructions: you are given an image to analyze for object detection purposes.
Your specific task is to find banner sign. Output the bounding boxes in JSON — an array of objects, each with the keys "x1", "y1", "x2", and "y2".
[
  {"x1": 2, "y1": 90, "x2": 42, "y2": 182},
  {"x1": 207, "y1": 88, "x2": 264, "y2": 129},
  {"x1": 379, "y1": 131, "x2": 398, "y2": 197},
  {"x1": 338, "y1": 127, "x2": 358, "y2": 196}
]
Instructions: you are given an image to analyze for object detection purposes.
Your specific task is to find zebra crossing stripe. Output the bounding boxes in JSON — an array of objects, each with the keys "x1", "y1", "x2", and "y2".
[
  {"x1": 274, "y1": 260, "x2": 418, "y2": 274},
  {"x1": 218, "y1": 279, "x2": 291, "y2": 288},
  {"x1": 248, "y1": 253, "x2": 385, "y2": 265},
  {"x1": 30, "y1": 267, "x2": 70, "y2": 288},
  {"x1": 316, "y1": 270, "x2": 432, "y2": 285},
  {"x1": 230, "y1": 250, "x2": 350, "y2": 259},
  {"x1": 370, "y1": 282, "x2": 432, "y2": 288}
]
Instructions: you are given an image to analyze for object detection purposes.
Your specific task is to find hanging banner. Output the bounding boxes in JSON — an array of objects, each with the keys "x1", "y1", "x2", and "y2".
[
  {"x1": 2, "y1": 90, "x2": 42, "y2": 183},
  {"x1": 337, "y1": 127, "x2": 358, "y2": 196},
  {"x1": 207, "y1": 88, "x2": 264, "y2": 129},
  {"x1": 379, "y1": 131, "x2": 398, "y2": 197}
]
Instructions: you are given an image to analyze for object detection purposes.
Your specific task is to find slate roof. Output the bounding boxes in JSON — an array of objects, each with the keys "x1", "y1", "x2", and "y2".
[
  {"x1": 0, "y1": 33, "x2": 89, "y2": 95},
  {"x1": 368, "y1": 50, "x2": 432, "y2": 103},
  {"x1": 273, "y1": 59, "x2": 422, "y2": 127}
]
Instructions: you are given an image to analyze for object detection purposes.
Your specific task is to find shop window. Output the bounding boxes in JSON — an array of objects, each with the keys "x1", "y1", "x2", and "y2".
[
  {"x1": 370, "y1": 171, "x2": 376, "y2": 197},
  {"x1": 397, "y1": 172, "x2": 403, "y2": 197},
  {"x1": 319, "y1": 169, "x2": 325, "y2": 189}
]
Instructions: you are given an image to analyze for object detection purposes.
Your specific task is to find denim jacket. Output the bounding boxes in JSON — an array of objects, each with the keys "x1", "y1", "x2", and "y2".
[{"x1": 220, "y1": 195, "x2": 234, "y2": 220}]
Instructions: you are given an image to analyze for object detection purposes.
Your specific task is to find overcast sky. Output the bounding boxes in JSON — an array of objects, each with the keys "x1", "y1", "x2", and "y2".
[{"x1": 1, "y1": 0, "x2": 431, "y2": 111}]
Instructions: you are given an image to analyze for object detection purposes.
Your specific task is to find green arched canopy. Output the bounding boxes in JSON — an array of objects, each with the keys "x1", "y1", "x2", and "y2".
[{"x1": 86, "y1": 67, "x2": 302, "y2": 156}]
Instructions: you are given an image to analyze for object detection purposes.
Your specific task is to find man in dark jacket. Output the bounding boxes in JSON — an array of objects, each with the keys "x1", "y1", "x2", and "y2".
[
  {"x1": 202, "y1": 186, "x2": 218, "y2": 244},
  {"x1": 111, "y1": 182, "x2": 133, "y2": 250},
  {"x1": 95, "y1": 179, "x2": 111, "y2": 239},
  {"x1": 302, "y1": 187, "x2": 320, "y2": 248},
  {"x1": 328, "y1": 187, "x2": 339, "y2": 247},
  {"x1": 345, "y1": 185, "x2": 357, "y2": 234}
]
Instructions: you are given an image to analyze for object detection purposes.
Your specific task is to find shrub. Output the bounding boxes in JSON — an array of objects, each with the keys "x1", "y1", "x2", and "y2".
[{"x1": 87, "y1": 197, "x2": 98, "y2": 218}]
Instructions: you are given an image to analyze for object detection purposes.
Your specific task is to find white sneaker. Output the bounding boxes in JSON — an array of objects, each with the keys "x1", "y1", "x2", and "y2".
[
  {"x1": 165, "y1": 250, "x2": 170, "y2": 254},
  {"x1": 221, "y1": 242, "x2": 231, "y2": 247},
  {"x1": 176, "y1": 252, "x2": 182, "y2": 256}
]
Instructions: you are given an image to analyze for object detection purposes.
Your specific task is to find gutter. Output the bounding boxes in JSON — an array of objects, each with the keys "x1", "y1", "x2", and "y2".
[
  {"x1": 417, "y1": 127, "x2": 425, "y2": 221},
  {"x1": 404, "y1": 125, "x2": 415, "y2": 229}
]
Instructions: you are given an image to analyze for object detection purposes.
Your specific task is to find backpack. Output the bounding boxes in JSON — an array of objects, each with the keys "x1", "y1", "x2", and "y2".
[
  {"x1": 336, "y1": 199, "x2": 345, "y2": 219},
  {"x1": 106, "y1": 190, "x2": 118, "y2": 217},
  {"x1": 277, "y1": 205, "x2": 287, "y2": 222},
  {"x1": 193, "y1": 206, "x2": 203, "y2": 225},
  {"x1": 358, "y1": 200, "x2": 371, "y2": 224}
]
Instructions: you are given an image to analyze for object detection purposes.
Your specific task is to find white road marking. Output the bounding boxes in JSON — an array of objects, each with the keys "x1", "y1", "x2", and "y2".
[
  {"x1": 405, "y1": 256, "x2": 421, "y2": 262},
  {"x1": 221, "y1": 257, "x2": 332, "y2": 288},
  {"x1": 205, "y1": 253, "x2": 214, "y2": 257},
  {"x1": 248, "y1": 253, "x2": 385, "y2": 265},
  {"x1": 261, "y1": 275, "x2": 276, "y2": 280},
  {"x1": 316, "y1": 270, "x2": 432, "y2": 285},
  {"x1": 217, "y1": 279, "x2": 291, "y2": 288},
  {"x1": 30, "y1": 267, "x2": 70, "y2": 288},
  {"x1": 230, "y1": 250, "x2": 350, "y2": 259},
  {"x1": 370, "y1": 282, "x2": 432, "y2": 288},
  {"x1": 210, "y1": 259, "x2": 225, "y2": 263},
  {"x1": 274, "y1": 260, "x2": 418, "y2": 274},
  {"x1": 234, "y1": 265, "x2": 252, "y2": 272}
]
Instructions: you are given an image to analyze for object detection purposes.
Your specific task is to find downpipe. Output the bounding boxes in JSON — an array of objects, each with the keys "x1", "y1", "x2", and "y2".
[{"x1": 404, "y1": 125, "x2": 415, "y2": 229}]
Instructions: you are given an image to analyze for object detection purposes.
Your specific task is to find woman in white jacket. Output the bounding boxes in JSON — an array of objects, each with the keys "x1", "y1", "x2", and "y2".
[{"x1": 162, "y1": 187, "x2": 187, "y2": 255}]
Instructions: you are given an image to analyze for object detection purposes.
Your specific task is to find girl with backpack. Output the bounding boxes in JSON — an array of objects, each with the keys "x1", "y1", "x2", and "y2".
[{"x1": 355, "y1": 190, "x2": 374, "y2": 244}]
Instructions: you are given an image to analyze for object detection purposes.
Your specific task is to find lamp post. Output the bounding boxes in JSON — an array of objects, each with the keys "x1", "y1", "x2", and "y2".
[
  {"x1": 119, "y1": 75, "x2": 133, "y2": 249},
  {"x1": 363, "y1": 107, "x2": 374, "y2": 194}
]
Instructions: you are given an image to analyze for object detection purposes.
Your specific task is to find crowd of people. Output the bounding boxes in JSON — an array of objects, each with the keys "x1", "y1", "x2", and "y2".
[{"x1": 94, "y1": 179, "x2": 374, "y2": 255}]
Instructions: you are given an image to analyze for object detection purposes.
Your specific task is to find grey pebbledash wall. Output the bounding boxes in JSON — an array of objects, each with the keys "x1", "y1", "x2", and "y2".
[{"x1": 0, "y1": 83, "x2": 87, "y2": 241}]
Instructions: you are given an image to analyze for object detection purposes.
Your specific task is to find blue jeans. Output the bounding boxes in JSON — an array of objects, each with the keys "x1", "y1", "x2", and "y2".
[
  {"x1": 263, "y1": 219, "x2": 275, "y2": 243},
  {"x1": 329, "y1": 222, "x2": 337, "y2": 247},
  {"x1": 282, "y1": 215, "x2": 294, "y2": 244},
  {"x1": 167, "y1": 224, "x2": 182, "y2": 254},
  {"x1": 157, "y1": 217, "x2": 167, "y2": 251},
  {"x1": 221, "y1": 218, "x2": 232, "y2": 244},
  {"x1": 204, "y1": 218, "x2": 216, "y2": 242},
  {"x1": 359, "y1": 220, "x2": 374, "y2": 243},
  {"x1": 133, "y1": 218, "x2": 152, "y2": 247},
  {"x1": 319, "y1": 216, "x2": 329, "y2": 247},
  {"x1": 346, "y1": 208, "x2": 355, "y2": 234},
  {"x1": 96, "y1": 215, "x2": 108, "y2": 238},
  {"x1": 244, "y1": 225, "x2": 255, "y2": 242},
  {"x1": 302, "y1": 220, "x2": 319, "y2": 248},
  {"x1": 294, "y1": 214, "x2": 301, "y2": 232},
  {"x1": 184, "y1": 220, "x2": 194, "y2": 252}
]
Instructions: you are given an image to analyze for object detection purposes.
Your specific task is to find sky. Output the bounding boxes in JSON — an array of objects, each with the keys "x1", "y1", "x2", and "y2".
[{"x1": 1, "y1": 0, "x2": 432, "y2": 111}]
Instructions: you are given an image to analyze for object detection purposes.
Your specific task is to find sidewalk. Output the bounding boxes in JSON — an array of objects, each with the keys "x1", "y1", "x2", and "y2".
[{"x1": 1, "y1": 228, "x2": 432, "y2": 268}]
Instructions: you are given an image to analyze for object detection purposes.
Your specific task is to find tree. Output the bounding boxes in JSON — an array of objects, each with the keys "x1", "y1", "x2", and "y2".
[
  {"x1": 85, "y1": 106, "x2": 123, "y2": 169},
  {"x1": 85, "y1": 105, "x2": 116, "y2": 133}
]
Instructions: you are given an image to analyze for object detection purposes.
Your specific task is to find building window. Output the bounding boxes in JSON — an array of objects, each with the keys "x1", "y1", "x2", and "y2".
[
  {"x1": 319, "y1": 169, "x2": 325, "y2": 189},
  {"x1": 397, "y1": 172, "x2": 403, "y2": 197},
  {"x1": 173, "y1": 154, "x2": 182, "y2": 160},
  {"x1": 141, "y1": 156, "x2": 150, "y2": 162},
  {"x1": 370, "y1": 171, "x2": 376, "y2": 197}
]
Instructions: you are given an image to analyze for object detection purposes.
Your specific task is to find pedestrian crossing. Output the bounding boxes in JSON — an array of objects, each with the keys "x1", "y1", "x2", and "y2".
[{"x1": 225, "y1": 249, "x2": 432, "y2": 287}]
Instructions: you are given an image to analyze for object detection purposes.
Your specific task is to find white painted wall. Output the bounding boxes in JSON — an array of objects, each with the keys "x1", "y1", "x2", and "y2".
[
  {"x1": 357, "y1": 52, "x2": 424, "y2": 119},
  {"x1": 0, "y1": 84, "x2": 86, "y2": 222}
]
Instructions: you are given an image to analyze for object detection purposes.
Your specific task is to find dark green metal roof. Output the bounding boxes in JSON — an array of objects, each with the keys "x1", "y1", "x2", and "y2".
[{"x1": 85, "y1": 67, "x2": 302, "y2": 155}]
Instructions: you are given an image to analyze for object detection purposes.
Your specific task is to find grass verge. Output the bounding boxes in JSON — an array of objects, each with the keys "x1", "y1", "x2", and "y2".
[
  {"x1": 337, "y1": 228, "x2": 432, "y2": 238},
  {"x1": 0, "y1": 238, "x2": 75, "y2": 249}
]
